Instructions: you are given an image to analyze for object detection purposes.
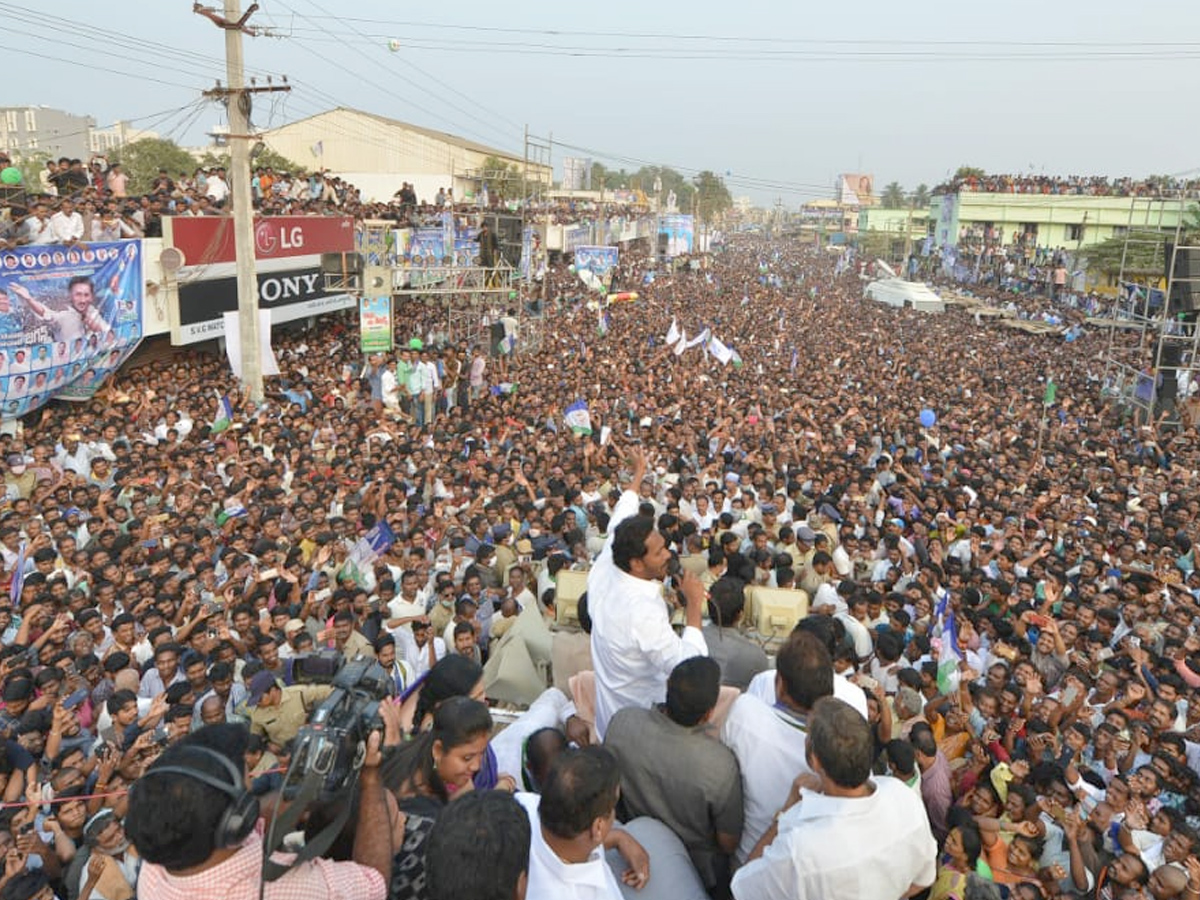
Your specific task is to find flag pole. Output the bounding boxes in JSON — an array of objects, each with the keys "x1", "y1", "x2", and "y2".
[{"x1": 1036, "y1": 373, "x2": 1056, "y2": 461}]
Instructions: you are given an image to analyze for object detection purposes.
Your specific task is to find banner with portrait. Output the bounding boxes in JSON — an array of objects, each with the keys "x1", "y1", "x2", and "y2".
[
  {"x1": 574, "y1": 245, "x2": 619, "y2": 293},
  {"x1": 359, "y1": 296, "x2": 393, "y2": 354},
  {"x1": 0, "y1": 241, "x2": 143, "y2": 418},
  {"x1": 657, "y1": 215, "x2": 694, "y2": 258}
]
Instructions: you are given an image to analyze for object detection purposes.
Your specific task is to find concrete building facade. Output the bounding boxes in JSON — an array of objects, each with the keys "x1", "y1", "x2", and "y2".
[
  {"x1": 0, "y1": 106, "x2": 94, "y2": 161},
  {"x1": 928, "y1": 192, "x2": 1189, "y2": 253}
]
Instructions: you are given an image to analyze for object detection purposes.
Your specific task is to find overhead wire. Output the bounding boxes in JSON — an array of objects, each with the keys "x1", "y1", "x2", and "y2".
[
  {"x1": 268, "y1": 0, "x2": 522, "y2": 151},
  {"x1": 270, "y1": 18, "x2": 1200, "y2": 48},
  {"x1": 260, "y1": 0, "x2": 523, "y2": 138},
  {"x1": 0, "y1": 1, "x2": 278, "y2": 82},
  {"x1": 542, "y1": 138, "x2": 839, "y2": 195},
  {"x1": 1, "y1": 101, "x2": 213, "y2": 168},
  {"x1": 267, "y1": 37, "x2": 1200, "y2": 62}
]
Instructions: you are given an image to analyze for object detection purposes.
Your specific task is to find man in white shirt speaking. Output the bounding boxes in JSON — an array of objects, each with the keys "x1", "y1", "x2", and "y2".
[
  {"x1": 731, "y1": 697, "x2": 937, "y2": 900},
  {"x1": 587, "y1": 447, "x2": 707, "y2": 738}
]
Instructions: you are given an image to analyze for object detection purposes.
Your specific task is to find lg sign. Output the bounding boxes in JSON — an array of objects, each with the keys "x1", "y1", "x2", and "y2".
[
  {"x1": 167, "y1": 215, "x2": 353, "y2": 266},
  {"x1": 255, "y1": 221, "x2": 305, "y2": 255}
]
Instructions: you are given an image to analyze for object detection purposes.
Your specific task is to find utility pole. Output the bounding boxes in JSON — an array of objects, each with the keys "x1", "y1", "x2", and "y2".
[
  {"x1": 543, "y1": 132, "x2": 552, "y2": 303},
  {"x1": 196, "y1": 1, "x2": 288, "y2": 403}
]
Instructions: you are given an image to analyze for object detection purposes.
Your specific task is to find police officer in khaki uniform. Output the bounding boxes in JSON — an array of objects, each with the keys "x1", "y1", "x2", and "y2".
[{"x1": 245, "y1": 670, "x2": 333, "y2": 753}]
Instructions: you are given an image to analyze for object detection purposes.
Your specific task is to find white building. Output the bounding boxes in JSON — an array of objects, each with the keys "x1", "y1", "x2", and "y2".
[
  {"x1": 259, "y1": 106, "x2": 549, "y2": 204},
  {"x1": 89, "y1": 121, "x2": 160, "y2": 155}
]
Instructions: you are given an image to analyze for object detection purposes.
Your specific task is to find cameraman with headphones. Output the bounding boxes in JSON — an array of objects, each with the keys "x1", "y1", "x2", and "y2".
[{"x1": 124, "y1": 722, "x2": 400, "y2": 900}]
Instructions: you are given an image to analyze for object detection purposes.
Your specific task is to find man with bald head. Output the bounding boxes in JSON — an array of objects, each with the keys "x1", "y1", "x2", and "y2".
[
  {"x1": 199, "y1": 694, "x2": 226, "y2": 726},
  {"x1": 1146, "y1": 864, "x2": 1186, "y2": 900}
]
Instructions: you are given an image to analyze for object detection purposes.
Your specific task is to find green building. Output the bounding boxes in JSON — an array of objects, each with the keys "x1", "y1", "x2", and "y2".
[{"x1": 927, "y1": 192, "x2": 1188, "y2": 253}]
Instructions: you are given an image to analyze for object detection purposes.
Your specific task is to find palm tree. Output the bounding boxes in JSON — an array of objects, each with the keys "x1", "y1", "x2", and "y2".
[
  {"x1": 909, "y1": 184, "x2": 930, "y2": 210},
  {"x1": 881, "y1": 181, "x2": 905, "y2": 209}
]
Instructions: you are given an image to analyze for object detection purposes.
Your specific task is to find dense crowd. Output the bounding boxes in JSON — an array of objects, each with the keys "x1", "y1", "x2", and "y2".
[
  {"x1": 935, "y1": 173, "x2": 1200, "y2": 199},
  {"x1": 0, "y1": 223, "x2": 1198, "y2": 900}
]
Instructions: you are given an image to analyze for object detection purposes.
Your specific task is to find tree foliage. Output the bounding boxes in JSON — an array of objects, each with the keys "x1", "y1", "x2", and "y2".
[
  {"x1": 478, "y1": 154, "x2": 523, "y2": 202},
  {"x1": 1083, "y1": 231, "x2": 1171, "y2": 278},
  {"x1": 693, "y1": 170, "x2": 731, "y2": 224},
  {"x1": 588, "y1": 162, "x2": 697, "y2": 210},
  {"x1": 197, "y1": 144, "x2": 303, "y2": 176},
  {"x1": 14, "y1": 150, "x2": 50, "y2": 192},
  {"x1": 880, "y1": 181, "x2": 906, "y2": 209},
  {"x1": 909, "y1": 183, "x2": 930, "y2": 210},
  {"x1": 953, "y1": 166, "x2": 986, "y2": 181},
  {"x1": 115, "y1": 138, "x2": 198, "y2": 193}
]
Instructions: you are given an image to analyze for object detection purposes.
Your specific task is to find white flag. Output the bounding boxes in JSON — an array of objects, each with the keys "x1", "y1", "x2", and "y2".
[
  {"x1": 665, "y1": 317, "x2": 681, "y2": 346},
  {"x1": 684, "y1": 327, "x2": 710, "y2": 350},
  {"x1": 673, "y1": 327, "x2": 687, "y2": 356},
  {"x1": 709, "y1": 335, "x2": 734, "y2": 365},
  {"x1": 224, "y1": 310, "x2": 280, "y2": 382}
]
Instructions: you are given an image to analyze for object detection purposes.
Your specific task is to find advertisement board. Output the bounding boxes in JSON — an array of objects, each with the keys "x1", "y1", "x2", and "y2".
[
  {"x1": 166, "y1": 216, "x2": 357, "y2": 344},
  {"x1": 167, "y1": 215, "x2": 355, "y2": 266},
  {"x1": 176, "y1": 267, "x2": 355, "y2": 343}
]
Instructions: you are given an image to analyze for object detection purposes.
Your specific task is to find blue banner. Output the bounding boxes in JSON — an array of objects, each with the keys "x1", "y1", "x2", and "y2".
[
  {"x1": 0, "y1": 241, "x2": 143, "y2": 419},
  {"x1": 575, "y1": 245, "x2": 619, "y2": 287},
  {"x1": 563, "y1": 223, "x2": 591, "y2": 253},
  {"x1": 657, "y1": 214, "x2": 694, "y2": 257}
]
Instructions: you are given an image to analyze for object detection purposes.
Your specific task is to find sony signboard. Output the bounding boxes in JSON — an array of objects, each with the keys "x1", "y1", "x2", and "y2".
[{"x1": 164, "y1": 216, "x2": 358, "y2": 344}]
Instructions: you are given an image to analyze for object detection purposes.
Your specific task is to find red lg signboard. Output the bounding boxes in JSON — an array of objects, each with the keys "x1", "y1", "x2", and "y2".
[{"x1": 165, "y1": 216, "x2": 355, "y2": 265}]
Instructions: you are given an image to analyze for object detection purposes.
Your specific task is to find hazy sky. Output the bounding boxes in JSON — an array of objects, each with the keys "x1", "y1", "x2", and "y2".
[{"x1": 13, "y1": 0, "x2": 1200, "y2": 204}]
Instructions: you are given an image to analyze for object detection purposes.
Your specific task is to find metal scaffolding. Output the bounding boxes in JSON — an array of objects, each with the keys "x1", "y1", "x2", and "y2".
[
  {"x1": 325, "y1": 219, "x2": 525, "y2": 355},
  {"x1": 1099, "y1": 196, "x2": 1200, "y2": 420}
]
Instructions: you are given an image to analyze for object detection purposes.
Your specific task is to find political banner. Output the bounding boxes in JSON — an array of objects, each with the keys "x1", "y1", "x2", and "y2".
[
  {"x1": 360, "y1": 296, "x2": 393, "y2": 354},
  {"x1": 658, "y1": 215, "x2": 694, "y2": 257},
  {"x1": 408, "y1": 227, "x2": 447, "y2": 265},
  {"x1": 562, "y1": 223, "x2": 591, "y2": 254},
  {"x1": 0, "y1": 240, "x2": 143, "y2": 418},
  {"x1": 574, "y1": 246, "x2": 619, "y2": 292}
]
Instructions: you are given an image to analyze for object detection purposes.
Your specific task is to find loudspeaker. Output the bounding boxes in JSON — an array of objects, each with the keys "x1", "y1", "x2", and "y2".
[
  {"x1": 1157, "y1": 339, "x2": 1183, "y2": 402},
  {"x1": 1164, "y1": 245, "x2": 1200, "y2": 313},
  {"x1": 320, "y1": 252, "x2": 363, "y2": 276},
  {"x1": 362, "y1": 266, "x2": 390, "y2": 293}
]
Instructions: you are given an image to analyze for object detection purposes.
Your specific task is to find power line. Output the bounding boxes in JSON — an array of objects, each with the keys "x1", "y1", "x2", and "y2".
[
  {"x1": 0, "y1": 44, "x2": 200, "y2": 91},
  {"x1": 271, "y1": 17, "x2": 1200, "y2": 49},
  {"x1": 269, "y1": 0, "x2": 522, "y2": 152},
  {"x1": 544, "y1": 138, "x2": 838, "y2": 195},
  {"x1": 269, "y1": 36, "x2": 1200, "y2": 62},
  {"x1": 0, "y1": 2, "x2": 277, "y2": 80},
  {"x1": 261, "y1": 0, "x2": 523, "y2": 137}
]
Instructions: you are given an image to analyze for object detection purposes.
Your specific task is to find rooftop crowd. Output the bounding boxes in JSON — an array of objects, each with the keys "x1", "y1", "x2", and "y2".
[
  {"x1": 935, "y1": 173, "x2": 1200, "y2": 199},
  {"x1": 0, "y1": 211, "x2": 1198, "y2": 900}
]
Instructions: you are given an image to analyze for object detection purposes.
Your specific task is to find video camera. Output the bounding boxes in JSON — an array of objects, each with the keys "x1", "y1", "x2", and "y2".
[
  {"x1": 262, "y1": 651, "x2": 395, "y2": 883},
  {"x1": 284, "y1": 651, "x2": 394, "y2": 801}
]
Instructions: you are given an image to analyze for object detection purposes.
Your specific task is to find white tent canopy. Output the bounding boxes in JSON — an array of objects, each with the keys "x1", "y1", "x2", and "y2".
[{"x1": 864, "y1": 277, "x2": 945, "y2": 313}]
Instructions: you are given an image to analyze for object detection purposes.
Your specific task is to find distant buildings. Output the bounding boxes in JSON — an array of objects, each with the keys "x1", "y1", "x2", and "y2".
[
  {"x1": 0, "y1": 105, "x2": 158, "y2": 161},
  {"x1": 0, "y1": 106, "x2": 94, "y2": 160}
]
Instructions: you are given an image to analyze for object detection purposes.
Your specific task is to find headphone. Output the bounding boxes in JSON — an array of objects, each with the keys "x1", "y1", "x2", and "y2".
[{"x1": 138, "y1": 745, "x2": 259, "y2": 848}]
